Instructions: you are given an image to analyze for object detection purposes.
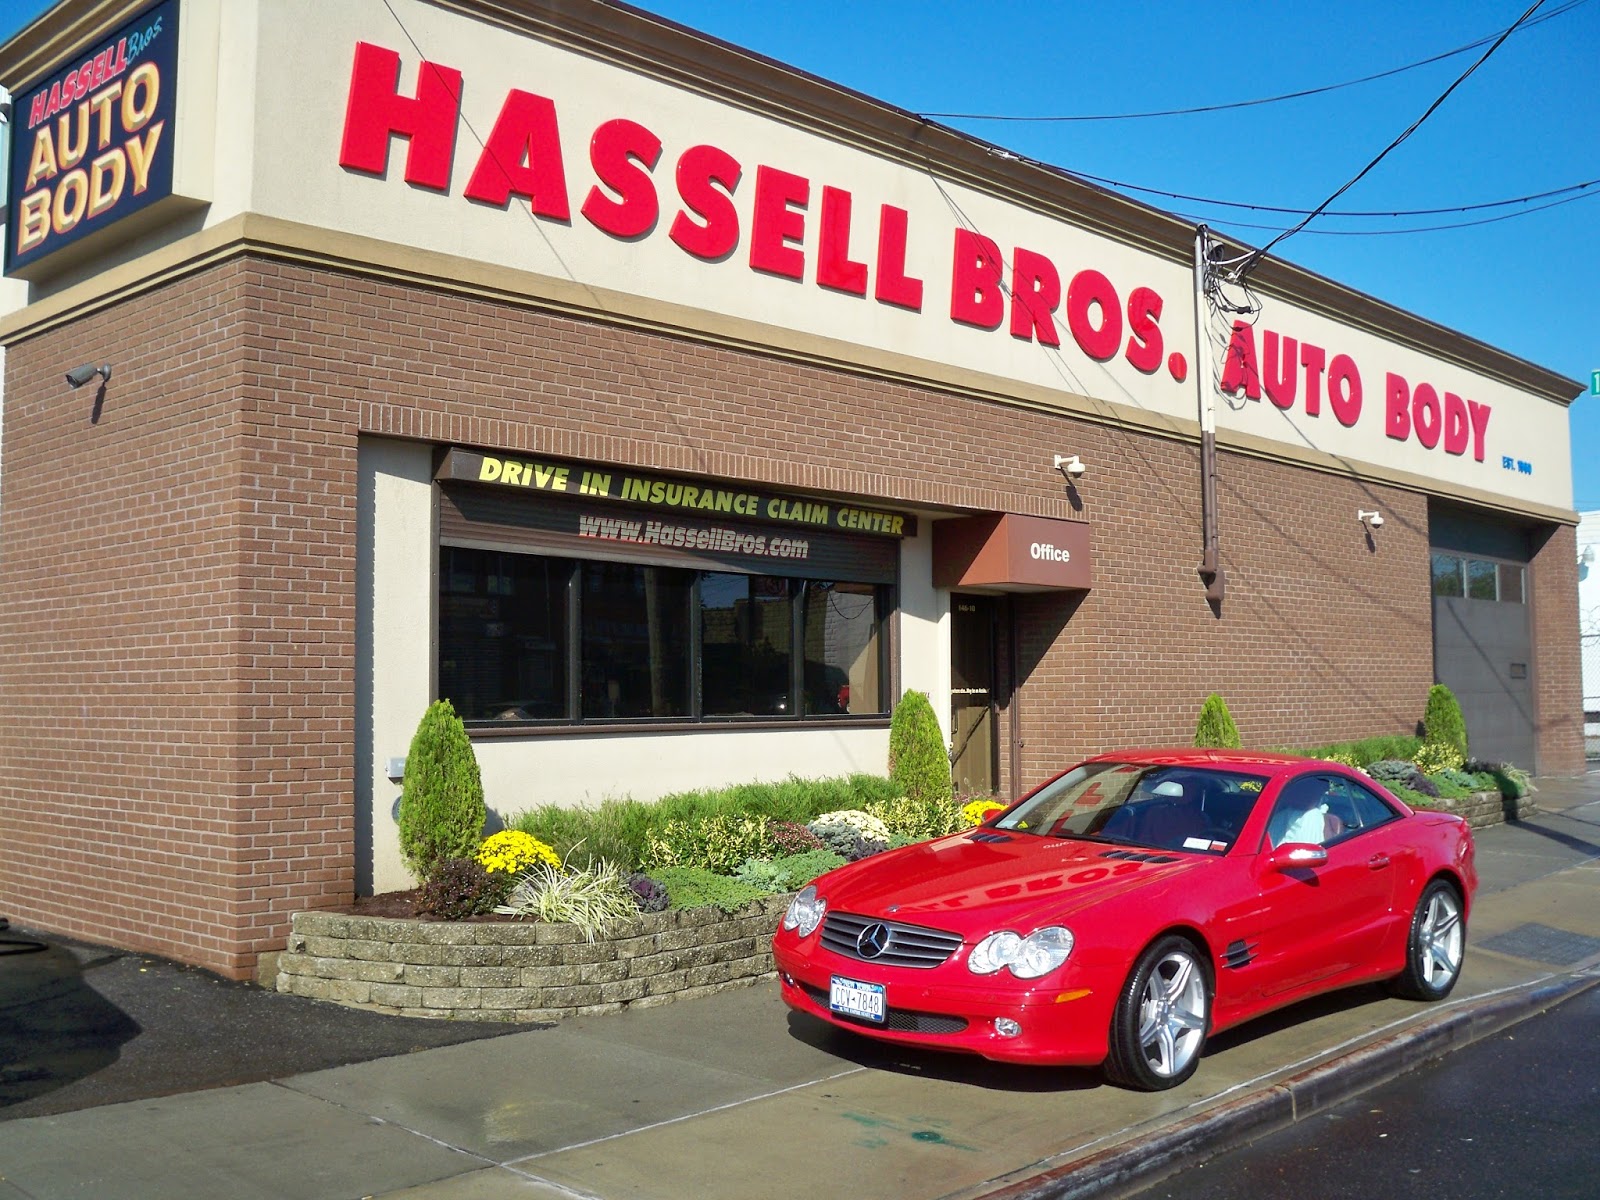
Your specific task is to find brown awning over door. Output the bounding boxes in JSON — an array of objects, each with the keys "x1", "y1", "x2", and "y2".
[{"x1": 932, "y1": 514, "x2": 1092, "y2": 592}]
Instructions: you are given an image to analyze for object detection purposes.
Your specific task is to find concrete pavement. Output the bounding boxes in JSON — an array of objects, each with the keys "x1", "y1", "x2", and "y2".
[{"x1": 3, "y1": 774, "x2": 1598, "y2": 1200}]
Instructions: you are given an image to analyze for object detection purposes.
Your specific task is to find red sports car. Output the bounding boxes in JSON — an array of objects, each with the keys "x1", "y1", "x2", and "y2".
[{"x1": 772, "y1": 749, "x2": 1476, "y2": 1090}]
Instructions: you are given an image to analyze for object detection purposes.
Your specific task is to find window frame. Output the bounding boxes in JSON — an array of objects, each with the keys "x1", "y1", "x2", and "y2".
[{"x1": 437, "y1": 544, "x2": 897, "y2": 733}]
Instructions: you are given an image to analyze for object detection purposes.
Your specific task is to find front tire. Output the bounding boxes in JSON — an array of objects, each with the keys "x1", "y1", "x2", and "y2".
[
  {"x1": 1104, "y1": 935, "x2": 1211, "y2": 1091},
  {"x1": 1387, "y1": 879, "x2": 1464, "y2": 1001}
]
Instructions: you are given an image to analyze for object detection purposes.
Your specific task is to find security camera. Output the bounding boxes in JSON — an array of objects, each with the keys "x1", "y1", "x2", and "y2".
[
  {"x1": 65, "y1": 363, "x2": 110, "y2": 389},
  {"x1": 1357, "y1": 509, "x2": 1383, "y2": 529},
  {"x1": 1368, "y1": 513, "x2": 1383, "y2": 528},
  {"x1": 1053, "y1": 454, "x2": 1086, "y2": 479}
]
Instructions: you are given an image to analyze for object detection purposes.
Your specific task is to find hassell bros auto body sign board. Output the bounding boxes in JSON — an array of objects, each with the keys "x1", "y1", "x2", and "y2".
[
  {"x1": 240, "y1": 0, "x2": 1573, "y2": 511},
  {"x1": 5, "y1": 0, "x2": 179, "y2": 276}
]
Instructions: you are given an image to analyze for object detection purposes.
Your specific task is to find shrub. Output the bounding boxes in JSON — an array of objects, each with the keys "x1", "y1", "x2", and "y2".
[
  {"x1": 1193, "y1": 694, "x2": 1241, "y2": 749},
  {"x1": 1293, "y1": 735, "x2": 1424, "y2": 767},
  {"x1": 1366, "y1": 758, "x2": 1439, "y2": 797},
  {"x1": 1391, "y1": 784, "x2": 1441, "y2": 809},
  {"x1": 642, "y1": 814, "x2": 776, "y2": 875},
  {"x1": 866, "y1": 793, "x2": 961, "y2": 842},
  {"x1": 1422, "y1": 684, "x2": 1469, "y2": 757},
  {"x1": 1466, "y1": 759, "x2": 1534, "y2": 800},
  {"x1": 1413, "y1": 740, "x2": 1466, "y2": 775},
  {"x1": 625, "y1": 872, "x2": 670, "y2": 913},
  {"x1": 809, "y1": 825, "x2": 889, "y2": 862},
  {"x1": 888, "y1": 690, "x2": 953, "y2": 806},
  {"x1": 769, "y1": 820, "x2": 825, "y2": 854},
  {"x1": 735, "y1": 849, "x2": 847, "y2": 892},
  {"x1": 650, "y1": 866, "x2": 770, "y2": 913},
  {"x1": 808, "y1": 809, "x2": 892, "y2": 844},
  {"x1": 1314, "y1": 749, "x2": 1363, "y2": 769},
  {"x1": 475, "y1": 830, "x2": 560, "y2": 875},
  {"x1": 1366, "y1": 759, "x2": 1421, "y2": 785},
  {"x1": 1426, "y1": 772, "x2": 1475, "y2": 800},
  {"x1": 398, "y1": 700, "x2": 487, "y2": 879},
  {"x1": 960, "y1": 797, "x2": 1007, "y2": 826},
  {"x1": 417, "y1": 857, "x2": 510, "y2": 919},
  {"x1": 494, "y1": 860, "x2": 641, "y2": 940}
]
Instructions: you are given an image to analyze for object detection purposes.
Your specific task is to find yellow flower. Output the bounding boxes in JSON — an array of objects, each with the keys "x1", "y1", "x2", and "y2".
[
  {"x1": 475, "y1": 830, "x2": 561, "y2": 874},
  {"x1": 960, "y1": 799, "x2": 1006, "y2": 827}
]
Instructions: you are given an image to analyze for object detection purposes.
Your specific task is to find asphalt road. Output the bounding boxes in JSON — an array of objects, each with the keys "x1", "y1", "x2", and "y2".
[
  {"x1": 0, "y1": 921, "x2": 528, "y2": 1120},
  {"x1": 1132, "y1": 980, "x2": 1600, "y2": 1200}
]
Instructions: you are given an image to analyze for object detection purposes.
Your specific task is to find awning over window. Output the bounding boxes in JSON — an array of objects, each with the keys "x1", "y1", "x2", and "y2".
[{"x1": 932, "y1": 514, "x2": 1092, "y2": 592}]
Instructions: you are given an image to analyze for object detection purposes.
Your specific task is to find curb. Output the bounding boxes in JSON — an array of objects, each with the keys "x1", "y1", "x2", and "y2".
[{"x1": 970, "y1": 970, "x2": 1600, "y2": 1200}]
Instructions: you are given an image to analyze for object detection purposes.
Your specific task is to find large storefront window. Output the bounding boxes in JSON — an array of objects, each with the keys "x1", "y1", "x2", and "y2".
[
  {"x1": 439, "y1": 545, "x2": 892, "y2": 726},
  {"x1": 581, "y1": 562, "x2": 693, "y2": 719},
  {"x1": 439, "y1": 547, "x2": 570, "y2": 721},
  {"x1": 701, "y1": 573, "x2": 794, "y2": 716}
]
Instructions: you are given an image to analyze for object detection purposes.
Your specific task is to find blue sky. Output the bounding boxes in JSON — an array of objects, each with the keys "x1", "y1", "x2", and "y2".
[{"x1": 4, "y1": 0, "x2": 1595, "y2": 509}]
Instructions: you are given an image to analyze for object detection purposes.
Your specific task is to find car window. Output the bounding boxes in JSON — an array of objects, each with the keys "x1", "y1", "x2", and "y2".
[
  {"x1": 996, "y1": 762, "x2": 1266, "y2": 854},
  {"x1": 1344, "y1": 777, "x2": 1402, "y2": 833},
  {"x1": 1266, "y1": 774, "x2": 1342, "y2": 848}
]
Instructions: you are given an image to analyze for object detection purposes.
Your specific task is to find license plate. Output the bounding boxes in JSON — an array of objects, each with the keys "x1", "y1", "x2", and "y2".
[{"x1": 829, "y1": 975, "x2": 886, "y2": 1024}]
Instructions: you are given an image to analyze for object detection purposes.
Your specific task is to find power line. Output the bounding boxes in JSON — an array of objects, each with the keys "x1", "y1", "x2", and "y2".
[
  {"x1": 1184, "y1": 185, "x2": 1600, "y2": 238},
  {"x1": 1235, "y1": 0, "x2": 1548, "y2": 280},
  {"x1": 1060, "y1": 170, "x2": 1600, "y2": 219},
  {"x1": 918, "y1": 0, "x2": 1587, "y2": 123}
]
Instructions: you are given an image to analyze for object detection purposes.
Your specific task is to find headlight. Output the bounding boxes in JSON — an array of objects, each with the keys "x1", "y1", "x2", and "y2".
[
  {"x1": 968, "y1": 926, "x2": 1074, "y2": 979},
  {"x1": 783, "y1": 885, "x2": 826, "y2": 937}
]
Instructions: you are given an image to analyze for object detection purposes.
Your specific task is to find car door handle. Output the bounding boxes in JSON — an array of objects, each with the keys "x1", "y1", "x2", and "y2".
[{"x1": 1367, "y1": 854, "x2": 1390, "y2": 870}]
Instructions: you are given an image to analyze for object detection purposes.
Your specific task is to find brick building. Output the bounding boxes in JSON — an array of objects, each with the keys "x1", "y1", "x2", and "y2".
[{"x1": 0, "y1": 0, "x2": 1582, "y2": 979}]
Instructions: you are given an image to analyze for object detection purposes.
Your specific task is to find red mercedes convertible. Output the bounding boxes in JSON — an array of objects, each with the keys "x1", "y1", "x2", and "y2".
[{"x1": 773, "y1": 749, "x2": 1476, "y2": 1090}]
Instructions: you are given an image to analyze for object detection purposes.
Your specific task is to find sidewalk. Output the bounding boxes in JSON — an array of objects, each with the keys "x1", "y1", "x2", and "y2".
[{"x1": 3, "y1": 775, "x2": 1598, "y2": 1200}]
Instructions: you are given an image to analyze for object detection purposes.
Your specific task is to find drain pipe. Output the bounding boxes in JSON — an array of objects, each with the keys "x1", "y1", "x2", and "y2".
[{"x1": 1193, "y1": 226, "x2": 1225, "y2": 605}]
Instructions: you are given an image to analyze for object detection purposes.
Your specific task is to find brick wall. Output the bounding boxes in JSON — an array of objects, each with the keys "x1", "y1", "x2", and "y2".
[
  {"x1": 1530, "y1": 523, "x2": 1584, "y2": 774},
  {"x1": 0, "y1": 260, "x2": 360, "y2": 980},
  {"x1": 0, "y1": 254, "x2": 1577, "y2": 977}
]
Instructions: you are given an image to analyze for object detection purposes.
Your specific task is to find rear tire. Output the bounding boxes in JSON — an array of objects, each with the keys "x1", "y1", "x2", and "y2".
[
  {"x1": 1387, "y1": 879, "x2": 1464, "y2": 1001},
  {"x1": 1104, "y1": 935, "x2": 1211, "y2": 1091}
]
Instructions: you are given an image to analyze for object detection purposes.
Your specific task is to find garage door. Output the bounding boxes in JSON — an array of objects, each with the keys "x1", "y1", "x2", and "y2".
[{"x1": 1431, "y1": 551, "x2": 1534, "y2": 769}]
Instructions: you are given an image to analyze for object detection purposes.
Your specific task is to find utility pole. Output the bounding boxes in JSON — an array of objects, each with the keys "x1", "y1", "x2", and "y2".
[{"x1": 1193, "y1": 225, "x2": 1224, "y2": 605}]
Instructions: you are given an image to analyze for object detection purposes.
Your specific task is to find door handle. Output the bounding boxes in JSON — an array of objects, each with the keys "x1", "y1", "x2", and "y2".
[{"x1": 1367, "y1": 854, "x2": 1390, "y2": 870}]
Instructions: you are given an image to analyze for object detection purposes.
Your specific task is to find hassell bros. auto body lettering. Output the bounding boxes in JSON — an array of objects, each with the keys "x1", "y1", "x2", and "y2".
[
  {"x1": 337, "y1": 43, "x2": 1495, "y2": 469},
  {"x1": 8, "y1": 1, "x2": 177, "y2": 270}
]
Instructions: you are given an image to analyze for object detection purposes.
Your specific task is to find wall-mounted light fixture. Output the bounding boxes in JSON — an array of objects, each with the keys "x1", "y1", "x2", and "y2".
[
  {"x1": 1357, "y1": 509, "x2": 1384, "y2": 530},
  {"x1": 65, "y1": 363, "x2": 111, "y2": 389},
  {"x1": 1052, "y1": 453, "x2": 1086, "y2": 481}
]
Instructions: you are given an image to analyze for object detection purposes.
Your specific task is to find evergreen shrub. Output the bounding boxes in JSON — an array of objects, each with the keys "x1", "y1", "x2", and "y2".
[
  {"x1": 1422, "y1": 684, "x2": 1469, "y2": 756},
  {"x1": 650, "y1": 866, "x2": 769, "y2": 913},
  {"x1": 397, "y1": 700, "x2": 486, "y2": 880},
  {"x1": 887, "y1": 691, "x2": 953, "y2": 806},
  {"x1": 1193, "y1": 694, "x2": 1242, "y2": 749}
]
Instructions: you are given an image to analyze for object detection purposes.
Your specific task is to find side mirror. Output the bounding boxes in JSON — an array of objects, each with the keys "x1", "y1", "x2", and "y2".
[{"x1": 1267, "y1": 843, "x2": 1328, "y2": 872}]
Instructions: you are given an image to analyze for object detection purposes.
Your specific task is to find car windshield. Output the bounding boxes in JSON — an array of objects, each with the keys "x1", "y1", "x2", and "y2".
[{"x1": 993, "y1": 762, "x2": 1269, "y2": 855}]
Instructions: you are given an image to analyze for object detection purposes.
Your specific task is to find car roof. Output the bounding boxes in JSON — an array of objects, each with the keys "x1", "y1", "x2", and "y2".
[{"x1": 1079, "y1": 748, "x2": 1316, "y2": 777}]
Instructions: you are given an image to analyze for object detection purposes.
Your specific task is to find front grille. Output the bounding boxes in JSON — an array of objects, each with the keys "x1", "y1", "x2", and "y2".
[
  {"x1": 799, "y1": 982, "x2": 969, "y2": 1034},
  {"x1": 820, "y1": 912, "x2": 963, "y2": 968}
]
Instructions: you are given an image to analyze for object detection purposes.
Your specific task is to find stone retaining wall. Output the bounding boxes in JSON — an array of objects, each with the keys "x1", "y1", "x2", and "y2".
[
  {"x1": 1435, "y1": 790, "x2": 1538, "y2": 829},
  {"x1": 274, "y1": 896, "x2": 790, "y2": 1022}
]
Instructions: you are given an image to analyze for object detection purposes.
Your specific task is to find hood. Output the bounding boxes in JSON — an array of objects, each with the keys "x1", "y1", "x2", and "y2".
[{"x1": 812, "y1": 829, "x2": 1205, "y2": 936}]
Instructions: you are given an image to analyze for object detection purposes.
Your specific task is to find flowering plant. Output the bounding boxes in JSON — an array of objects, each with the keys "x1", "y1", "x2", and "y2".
[
  {"x1": 959, "y1": 798, "x2": 1006, "y2": 827},
  {"x1": 807, "y1": 809, "x2": 893, "y2": 844},
  {"x1": 475, "y1": 829, "x2": 561, "y2": 875}
]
